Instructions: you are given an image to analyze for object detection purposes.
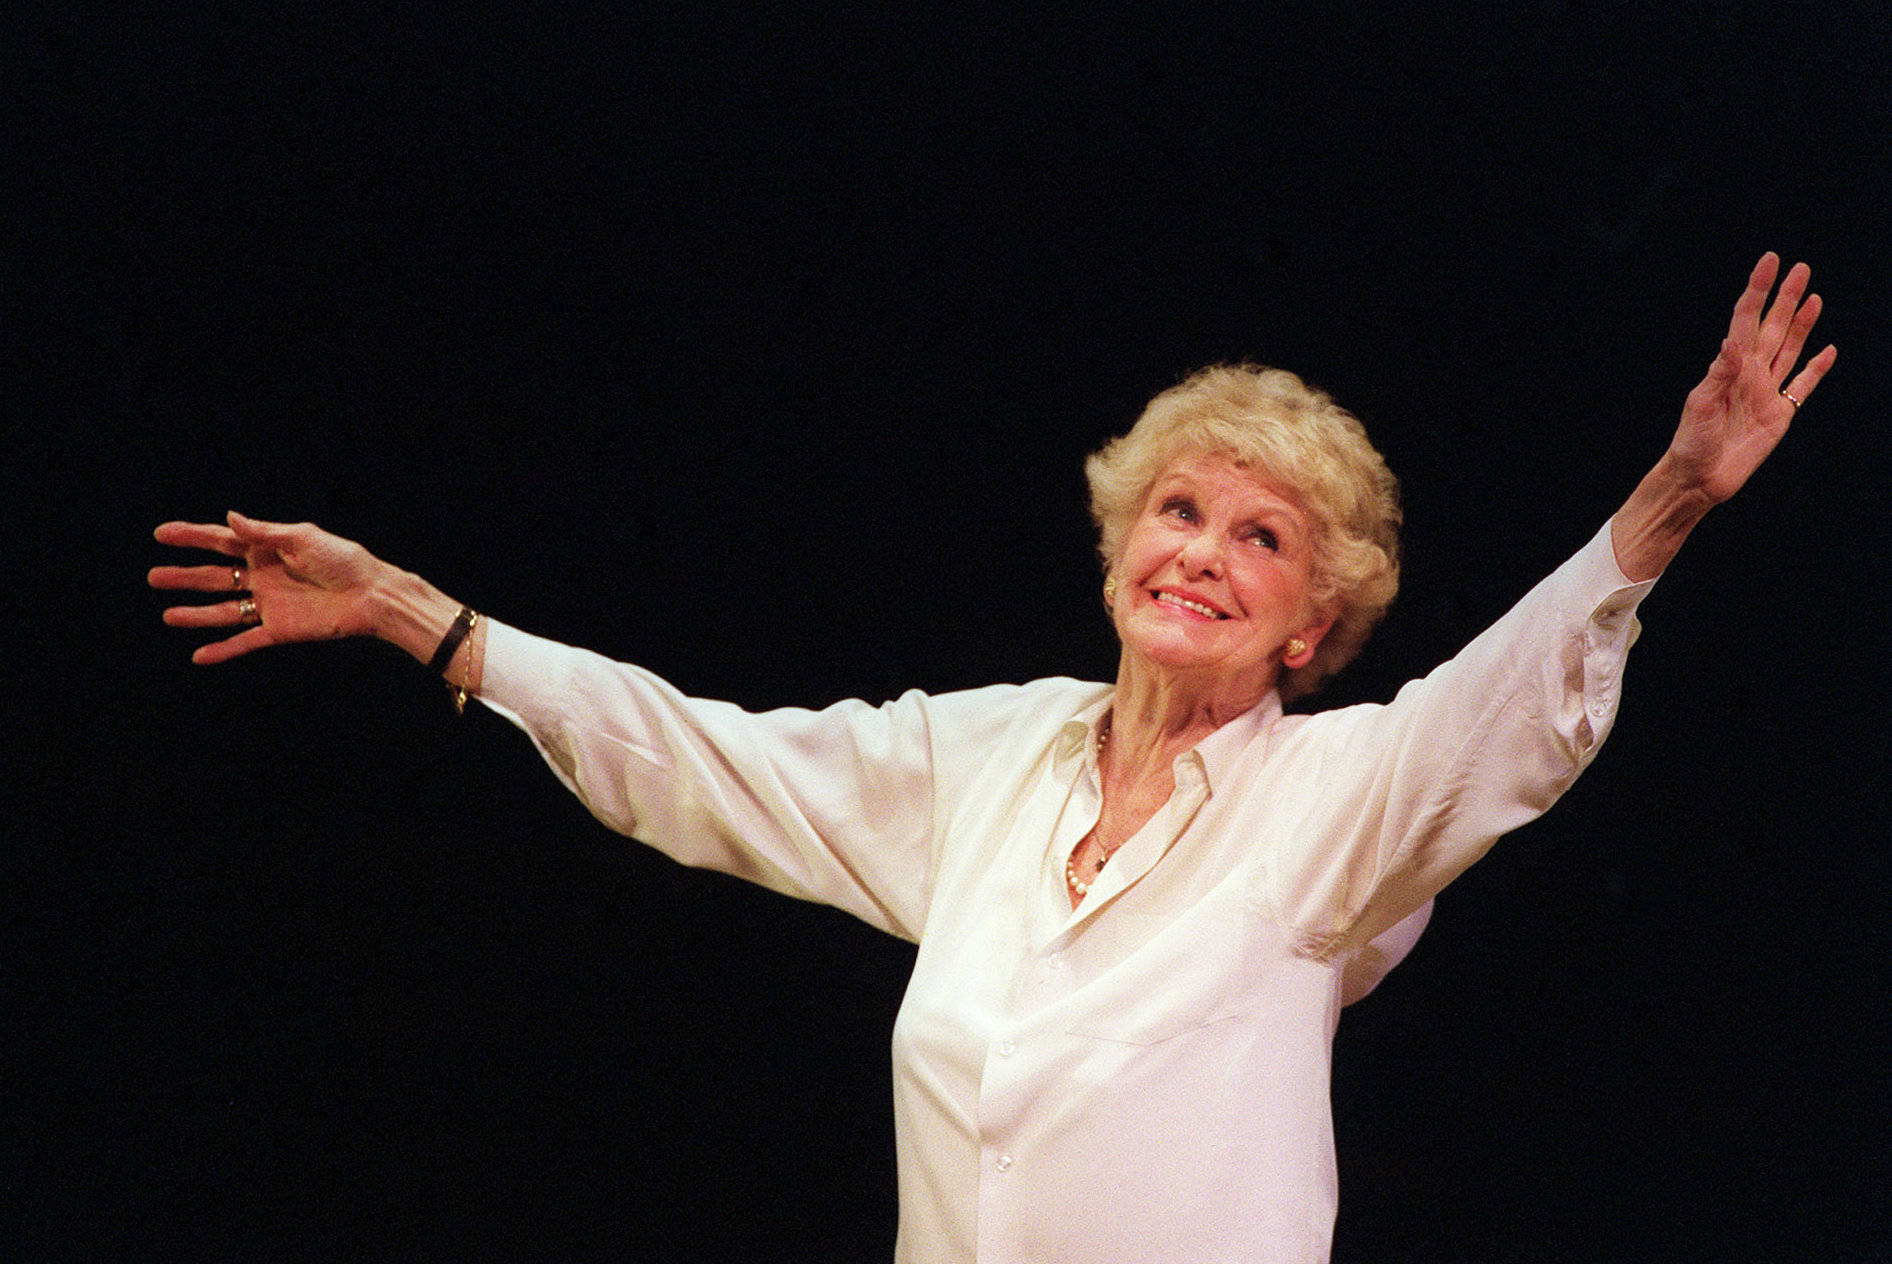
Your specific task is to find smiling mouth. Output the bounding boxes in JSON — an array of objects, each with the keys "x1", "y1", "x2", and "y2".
[{"x1": 1154, "y1": 591, "x2": 1230, "y2": 620}]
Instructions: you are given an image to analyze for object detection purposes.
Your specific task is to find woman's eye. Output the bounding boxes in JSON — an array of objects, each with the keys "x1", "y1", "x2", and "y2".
[
  {"x1": 1246, "y1": 527, "x2": 1279, "y2": 550},
  {"x1": 1162, "y1": 497, "x2": 1197, "y2": 522}
]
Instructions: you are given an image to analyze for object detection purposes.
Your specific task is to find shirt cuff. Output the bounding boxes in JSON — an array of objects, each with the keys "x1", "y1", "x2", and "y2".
[
  {"x1": 1567, "y1": 519, "x2": 1658, "y2": 751},
  {"x1": 475, "y1": 618, "x2": 572, "y2": 731},
  {"x1": 1569, "y1": 518, "x2": 1659, "y2": 647}
]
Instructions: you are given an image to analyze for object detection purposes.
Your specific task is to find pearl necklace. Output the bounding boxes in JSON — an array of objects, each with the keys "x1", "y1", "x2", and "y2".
[{"x1": 1065, "y1": 715, "x2": 1119, "y2": 900}]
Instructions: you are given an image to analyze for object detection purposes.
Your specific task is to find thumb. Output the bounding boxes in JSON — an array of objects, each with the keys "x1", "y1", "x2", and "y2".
[{"x1": 226, "y1": 511, "x2": 302, "y2": 549}]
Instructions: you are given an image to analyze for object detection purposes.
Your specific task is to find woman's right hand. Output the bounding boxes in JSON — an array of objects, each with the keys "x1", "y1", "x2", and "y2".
[{"x1": 150, "y1": 512, "x2": 394, "y2": 665}]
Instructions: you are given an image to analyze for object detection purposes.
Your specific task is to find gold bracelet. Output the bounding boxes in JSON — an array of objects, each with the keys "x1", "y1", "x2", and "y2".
[{"x1": 451, "y1": 610, "x2": 481, "y2": 714}]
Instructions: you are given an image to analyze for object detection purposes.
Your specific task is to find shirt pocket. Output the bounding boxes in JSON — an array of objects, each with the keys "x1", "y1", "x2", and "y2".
[{"x1": 1063, "y1": 899, "x2": 1269, "y2": 1047}]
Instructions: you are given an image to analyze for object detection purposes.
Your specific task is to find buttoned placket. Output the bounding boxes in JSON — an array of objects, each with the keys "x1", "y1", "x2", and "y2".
[{"x1": 973, "y1": 736, "x2": 1217, "y2": 1260}]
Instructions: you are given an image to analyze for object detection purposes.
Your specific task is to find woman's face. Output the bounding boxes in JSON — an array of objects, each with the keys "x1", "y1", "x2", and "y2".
[{"x1": 1111, "y1": 454, "x2": 1334, "y2": 699}]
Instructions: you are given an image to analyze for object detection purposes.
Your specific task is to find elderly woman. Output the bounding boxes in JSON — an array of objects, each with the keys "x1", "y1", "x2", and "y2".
[{"x1": 152, "y1": 255, "x2": 1831, "y2": 1263}]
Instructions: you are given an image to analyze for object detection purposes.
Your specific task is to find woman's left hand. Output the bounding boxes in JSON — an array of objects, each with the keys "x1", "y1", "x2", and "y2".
[
  {"x1": 1667, "y1": 252, "x2": 1836, "y2": 506},
  {"x1": 1610, "y1": 254, "x2": 1837, "y2": 581}
]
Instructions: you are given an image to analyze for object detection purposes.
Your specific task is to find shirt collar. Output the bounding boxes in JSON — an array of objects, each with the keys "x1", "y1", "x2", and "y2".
[
  {"x1": 1054, "y1": 688, "x2": 1285, "y2": 791},
  {"x1": 1189, "y1": 690, "x2": 1284, "y2": 791},
  {"x1": 1054, "y1": 694, "x2": 1115, "y2": 775}
]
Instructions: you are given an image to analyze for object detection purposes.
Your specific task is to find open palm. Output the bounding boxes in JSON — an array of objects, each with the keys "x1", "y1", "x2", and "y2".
[
  {"x1": 1670, "y1": 254, "x2": 1836, "y2": 506},
  {"x1": 149, "y1": 513, "x2": 389, "y2": 665}
]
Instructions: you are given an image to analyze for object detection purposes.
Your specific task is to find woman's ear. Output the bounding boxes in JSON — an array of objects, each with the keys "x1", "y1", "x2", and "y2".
[{"x1": 1283, "y1": 611, "x2": 1337, "y2": 669}]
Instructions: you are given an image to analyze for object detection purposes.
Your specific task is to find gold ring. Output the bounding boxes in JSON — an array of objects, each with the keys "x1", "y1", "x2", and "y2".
[
  {"x1": 1781, "y1": 389, "x2": 1803, "y2": 410},
  {"x1": 232, "y1": 566, "x2": 246, "y2": 590},
  {"x1": 237, "y1": 597, "x2": 260, "y2": 625}
]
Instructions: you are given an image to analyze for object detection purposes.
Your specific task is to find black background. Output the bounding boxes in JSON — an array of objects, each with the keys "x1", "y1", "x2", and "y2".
[{"x1": 9, "y1": 2, "x2": 1889, "y2": 1260}]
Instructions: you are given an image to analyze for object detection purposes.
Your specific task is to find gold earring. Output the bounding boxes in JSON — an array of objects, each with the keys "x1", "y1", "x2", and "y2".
[
  {"x1": 1284, "y1": 637, "x2": 1307, "y2": 660},
  {"x1": 1103, "y1": 577, "x2": 1118, "y2": 607}
]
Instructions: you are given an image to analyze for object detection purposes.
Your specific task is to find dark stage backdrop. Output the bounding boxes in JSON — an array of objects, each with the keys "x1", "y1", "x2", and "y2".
[{"x1": 9, "y1": 3, "x2": 1888, "y2": 1260}]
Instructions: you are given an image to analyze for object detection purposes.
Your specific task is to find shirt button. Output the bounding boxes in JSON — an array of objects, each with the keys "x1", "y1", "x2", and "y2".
[
  {"x1": 1046, "y1": 954, "x2": 1064, "y2": 971},
  {"x1": 995, "y1": 1154, "x2": 1014, "y2": 1172},
  {"x1": 997, "y1": 1040, "x2": 1017, "y2": 1057}
]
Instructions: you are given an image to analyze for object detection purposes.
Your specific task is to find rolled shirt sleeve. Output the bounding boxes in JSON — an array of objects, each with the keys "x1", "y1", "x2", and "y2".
[{"x1": 1265, "y1": 520, "x2": 1657, "y2": 957}]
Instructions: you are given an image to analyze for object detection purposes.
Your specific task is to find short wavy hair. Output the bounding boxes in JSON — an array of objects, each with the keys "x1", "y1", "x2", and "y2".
[{"x1": 1085, "y1": 364, "x2": 1401, "y2": 701}]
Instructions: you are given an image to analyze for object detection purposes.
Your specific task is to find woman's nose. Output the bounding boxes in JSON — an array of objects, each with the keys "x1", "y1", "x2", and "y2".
[{"x1": 1178, "y1": 532, "x2": 1224, "y2": 576}]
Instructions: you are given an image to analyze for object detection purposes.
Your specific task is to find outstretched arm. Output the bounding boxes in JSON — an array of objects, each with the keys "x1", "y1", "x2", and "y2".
[
  {"x1": 152, "y1": 515, "x2": 943, "y2": 933},
  {"x1": 1611, "y1": 253, "x2": 1837, "y2": 581},
  {"x1": 149, "y1": 512, "x2": 480, "y2": 688}
]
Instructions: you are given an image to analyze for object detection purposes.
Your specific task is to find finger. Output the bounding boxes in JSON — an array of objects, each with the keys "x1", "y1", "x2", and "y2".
[
  {"x1": 1726, "y1": 252, "x2": 1780, "y2": 346},
  {"x1": 1782, "y1": 343, "x2": 1838, "y2": 408},
  {"x1": 1770, "y1": 291, "x2": 1821, "y2": 380},
  {"x1": 154, "y1": 521, "x2": 244, "y2": 557},
  {"x1": 162, "y1": 599, "x2": 256, "y2": 629},
  {"x1": 193, "y1": 625, "x2": 278, "y2": 666},
  {"x1": 1757, "y1": 261, "x2": 1811, "y2": 365},
  {"x1": 148, "y1": 563, "x2": 248, "y2": 593}
]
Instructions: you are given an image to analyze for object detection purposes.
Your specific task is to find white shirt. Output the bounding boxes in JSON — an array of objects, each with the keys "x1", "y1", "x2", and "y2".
[{"x1": 477, "y1": 522, "x2": 1653, "y2": 1263}]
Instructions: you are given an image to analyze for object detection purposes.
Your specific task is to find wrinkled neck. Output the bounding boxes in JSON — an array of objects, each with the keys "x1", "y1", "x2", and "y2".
[{"x1": 1106, "y1": 647, "x2": 1274, "y2": 774}]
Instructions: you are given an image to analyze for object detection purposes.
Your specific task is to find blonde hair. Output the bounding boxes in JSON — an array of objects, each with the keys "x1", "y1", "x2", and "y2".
[{"x1": 1085, "y1": 364, "x2": 1401, "y2": 701}]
